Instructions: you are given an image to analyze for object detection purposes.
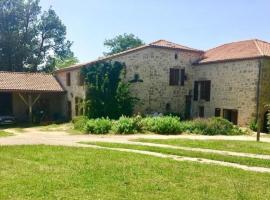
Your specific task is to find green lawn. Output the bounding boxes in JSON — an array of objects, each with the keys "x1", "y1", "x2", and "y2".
[
  {"x1": 83, "y1": 142, "x2": 270, "y2": 168},
  {"x1": 134, "y1": 138, "x2": 270, "y2": 155},
  {"x1": 1, "y1": 146, "x2": 270, "y2": 199},
  {"x1": 0, "y1": 130, "x2": 13, "y2": 137}
]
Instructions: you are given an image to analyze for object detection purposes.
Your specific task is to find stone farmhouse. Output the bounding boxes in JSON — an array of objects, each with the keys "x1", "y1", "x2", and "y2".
[{"x1": 1, "y1": 39, "x2": 270, "y2": 128}]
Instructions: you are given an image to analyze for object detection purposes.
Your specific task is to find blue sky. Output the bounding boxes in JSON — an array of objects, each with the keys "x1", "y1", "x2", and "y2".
[{"x1": 40, "y1": 0, "x2": 270, "y2": 63}]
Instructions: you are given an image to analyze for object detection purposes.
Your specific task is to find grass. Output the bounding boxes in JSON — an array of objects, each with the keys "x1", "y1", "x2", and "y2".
[
  {"x1": 0, "y1": 130, "x2": 13, "y2": 137},
  {"x1": 1, "y1": 145, "x2": 270, "y2": 199},
  {"x1": 82, "y1": 142, "x2": 270, "y2": 168},
  {"x1": 134, "y1": 138, "x2": 270, "y2": 155}
]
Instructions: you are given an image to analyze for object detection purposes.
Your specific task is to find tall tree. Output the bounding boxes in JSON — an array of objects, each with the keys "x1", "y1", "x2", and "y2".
[
  {"x1": 104, "y1": 33, "x2": 144, "y2": 56},
  {"x1": 0, "y1": 0, "x2": 74, "y2": 72}
]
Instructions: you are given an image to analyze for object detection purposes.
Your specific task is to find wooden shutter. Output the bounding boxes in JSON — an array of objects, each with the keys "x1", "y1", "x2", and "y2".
[
  {"x1": 205, "y1": 80, "x2": 211, "y2": 101},
  {"x1": 180, "y1": 68, "x2": 185, "y2": 86},
  {"x1": 66, "y1": 72, "x2": 71, "y2": 86},
  {"x1": 194, "y1": 81, "x2": 198, "y2": 101},
  {"x1": 169, "y1": 68, "x2": 180, "y2": 85}
]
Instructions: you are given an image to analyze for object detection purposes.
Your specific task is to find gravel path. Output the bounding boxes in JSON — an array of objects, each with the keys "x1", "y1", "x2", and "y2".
[{"x1": 1, "y1": 126, "x2": 270, "y2": 173}]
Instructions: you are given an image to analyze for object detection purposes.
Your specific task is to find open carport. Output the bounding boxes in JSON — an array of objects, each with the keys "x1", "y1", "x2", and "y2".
[{"x1": 0, "y1": 71, "x2": 67, "y2": 123}]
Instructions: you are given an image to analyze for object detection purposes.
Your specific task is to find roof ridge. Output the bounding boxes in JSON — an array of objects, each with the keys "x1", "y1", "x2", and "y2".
[
  {"x1": 0, "y1": 71, "x2": 52, "y2": 75},
  {"x1": 253, "y1": 40, "x2": 264, "y2": 56}
]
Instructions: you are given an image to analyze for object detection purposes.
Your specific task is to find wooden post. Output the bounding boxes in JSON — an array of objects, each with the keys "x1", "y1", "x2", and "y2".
[
  {"x1": 18, "y1": 93, "x2": 41, "y2": 123},
  {"x1": 256, "y1": 119, "x2": 261, "y2": 142},
  {"x1": 28, "y1": 94, "x2": 33, "y2": 123}
]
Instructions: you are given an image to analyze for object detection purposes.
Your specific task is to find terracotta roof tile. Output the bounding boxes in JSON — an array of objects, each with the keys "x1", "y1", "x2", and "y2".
[
  {"x1": 0, "y1": 71, "x2": 64, "y2": 92},
  {"x1": 199, "y1": 39, "x2": 270, "y2": 64},
  {"x1": 149, "y1": 39, "x2": 202, "y2": 52},
  {"x1": 56, "y1": 40, "x2": 202, "y2": 72}
]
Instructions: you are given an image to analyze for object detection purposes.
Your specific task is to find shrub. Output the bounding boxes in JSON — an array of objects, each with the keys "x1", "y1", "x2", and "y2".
[
  {"x1": 141, "y1": 116, "x2": 182, "y2": 134},
  {"x1": 187, "y1": 117, "x2": 243, "y2": 135},
  {"x1": 112, "y1": 116, "x2": 142, "y2": 134},
  {"x1": 249, "y1": 119, "x2": 258, "y2": 132},
  {"x1": 72, "y1": 116, "x2": 88, "y2": 132},
  {"x1": 85, "y1": 118, "x2": 112, "y2": 134}
]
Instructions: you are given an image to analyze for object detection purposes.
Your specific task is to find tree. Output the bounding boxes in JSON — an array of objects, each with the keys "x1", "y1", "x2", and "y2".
[
  {"x1": 104, "y1": 33, "x2": 144, "y2": 56},
  {"x1": 0, "y1": 0, "x2": 73, "y2": 72},
  {"x1": 45, "y1": 54, "x2": 79, "y2": 72},
  {"x1": 82, "y1": 61, "x2": 137, "y2": 119}
]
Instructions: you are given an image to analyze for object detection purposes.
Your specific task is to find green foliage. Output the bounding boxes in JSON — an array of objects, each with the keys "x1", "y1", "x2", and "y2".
[
  {"x1": 183, "y1": 117, "x2": 244, "y2": 135},
  {"x1": 85, "y1": 118, "x2": 112, "y2": 134},
  {"x1": 0, "y1": 0, "x2": 73, "y2": 72},
  {"x1": 82, "y1": 61, "x2": 137, "y2": 119},
  {"x1": 249, "y1": 119, "x2": 258, "y2": 132},
  {"x1": 141, "y1": 116, "x2": 182, "y2": 134},
  {"x1": 112, "y1": 116, "x2": 142, "y2": 134},
  {"x1": 72, "y1": 116, "x2": 88, "y2": 132},
  {"x1": 52, "y1": 55, "x2": 79, "y2": 69},
  {"x1": 104, "y1": 33, "x2": 144, "y2": 55},
  {"x1": 72, "y1": 116, "x2": 244, "y2": 136}
]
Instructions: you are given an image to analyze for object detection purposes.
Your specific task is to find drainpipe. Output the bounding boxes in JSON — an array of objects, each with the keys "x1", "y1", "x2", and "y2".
[{"x1": 256, "y1": 59, "x2": 262, "y2": 142}]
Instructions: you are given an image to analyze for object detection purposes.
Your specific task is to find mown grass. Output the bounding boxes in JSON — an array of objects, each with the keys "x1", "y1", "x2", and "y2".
[
  {"x1": 1, "y1": 145, "x2": 270, "y2": 200},
  {"x1": 83, "y1": 142, "x2": 270, "y2": 168},
  {"x1": 0, "y1": 130, "x2": 13, "y2": 137},
  {"x1": 134, "y1": 138, "x2": 270, "y2": 155}
]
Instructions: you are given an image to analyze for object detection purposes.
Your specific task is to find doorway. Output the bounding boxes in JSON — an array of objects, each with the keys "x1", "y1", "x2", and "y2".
[{"x1": 223, "y1": 109, "x2": 238, "y2": 125}]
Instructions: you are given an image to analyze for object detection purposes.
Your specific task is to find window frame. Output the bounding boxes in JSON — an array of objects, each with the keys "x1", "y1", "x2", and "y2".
[{"x1": 66, "y1": 72, "x2": 71, "y2": 86}]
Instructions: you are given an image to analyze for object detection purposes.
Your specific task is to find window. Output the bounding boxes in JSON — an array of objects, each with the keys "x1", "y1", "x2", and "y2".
[
  {"x1": 169, "y1": 68, "x2": 185, "y2": 86},
  {"x1": 180, "y1": 69, "x2": 185, "y2": 86},
  {"x1": 66, "y1": 72, "x2": 71, "y2": 86},
  {"x1": 175, "y1": 53, "x2": 178, "y2": 60},
  {"x1": 215, "y1": 108, "x2": 221, "y2": 117},
  {"x1": 223, "y1": 109, "x2": 238, "y2": 125},
  {"x1": 199, "y1": 106, "x2": 204, "y2": 118},
  {"x1": 78, "y1": 72, "x2": 84, "y2": 86},
  {"x1": 169, "y1": 68, "x2": 180, "y2": 85},
  {"x1": 193, "y1": 80, "x2": 211, "y2": 101}
]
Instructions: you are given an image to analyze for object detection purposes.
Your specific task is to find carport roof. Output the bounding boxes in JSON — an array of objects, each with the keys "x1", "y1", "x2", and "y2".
[{"x1": 0, "y1": 71, "x2": 65, "y2": 93}]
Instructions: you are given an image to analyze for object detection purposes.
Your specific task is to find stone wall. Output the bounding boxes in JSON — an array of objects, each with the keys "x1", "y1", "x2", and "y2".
[
  {"x1": 257, "y1": 58, "x2": 270, "y2": 130},
  {"x1": 56, "y1": 69, "x2": 85, "y2": 118},
  {"x1": 111, "y1": 47, "x2": 202, "y2": 115},
  {"x1": 192, "y1": 59, "x2": 260, "y2": 126},
  {"x1": 56, "y1": 47, "x2": 202, "y2": 118}
]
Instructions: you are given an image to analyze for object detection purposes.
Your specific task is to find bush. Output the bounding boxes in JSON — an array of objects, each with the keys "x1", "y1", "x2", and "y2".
[
  {"x1": 187, "y1": 117, "x2": 243, "y2": 135},
  {"x1": 142, "y1": 116, "x2": 182, "y2": 134},
  {"x1": 112, "y1": 116, "x2": 142, "y2": 134},
  {"x1": 85, "y1": 118, "x2": 112, "y2": 134},
  {"x1": 72, "y1": 116, "x2": 88, "y2": 132},
  {"x1": 249, "y1": 119, "x2": 258, "y2": 132}
]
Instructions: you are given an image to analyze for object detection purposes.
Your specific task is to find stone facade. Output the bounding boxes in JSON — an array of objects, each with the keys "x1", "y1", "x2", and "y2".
[
  {"x1": 192, "y1": 59, "x2": 260, "y2": 126},
  {"x1": 55, "y1": 46, "x2": 269, "y2": 126}
]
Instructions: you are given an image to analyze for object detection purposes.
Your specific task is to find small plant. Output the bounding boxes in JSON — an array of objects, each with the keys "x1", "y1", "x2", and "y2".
[
  {"x1": 249, "y1": 119, "x2": 258, "y2": 132},
  {"x1": 72, "y1": 116, "x2": 88, "y2": 132},
  {"x1": 112, "y1": 116, "x2": 142, "y2": 134},
  {"x1": 85, "y1": 118, "x2": 112, "y2": 134},
  {"x1": 142, "y1": 116, "x2": 182, "y2": 134}
]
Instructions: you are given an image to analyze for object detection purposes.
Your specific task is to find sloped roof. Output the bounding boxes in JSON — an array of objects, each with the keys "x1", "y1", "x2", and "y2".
[
  {"x1": 199, "y1": 39, "x2": 270, "y2": 64},
  {"x1": 0, "y1": 71, "x2": 65, "y2": 92},
  {"x1": 56, "y1": 40, "x2": 202, "y2": 72}
]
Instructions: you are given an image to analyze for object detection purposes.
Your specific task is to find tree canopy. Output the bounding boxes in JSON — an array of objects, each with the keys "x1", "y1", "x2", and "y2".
[
  {"x1": 0, "y1": 0, "x2": 74, "y2": 72},
  {"x1": 82, "y1": 61, "x2": 137, "y2": 119},
  {"x1": 104, "y1": 33, "x2": 144, "y2": 56}
]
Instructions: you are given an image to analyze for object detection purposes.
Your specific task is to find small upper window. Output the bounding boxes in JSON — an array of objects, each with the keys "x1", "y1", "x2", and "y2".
[
  {"x1": 66, "y1": 72, "x2": 71, "y2": 86},
  {"x1": 175, "y1": 53, "x2": 178, "y2": 60}
]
